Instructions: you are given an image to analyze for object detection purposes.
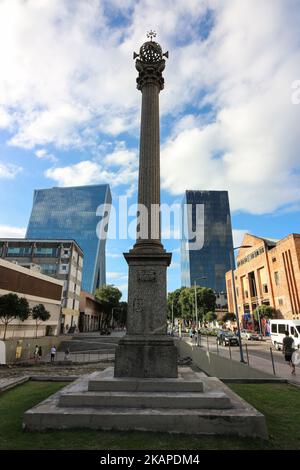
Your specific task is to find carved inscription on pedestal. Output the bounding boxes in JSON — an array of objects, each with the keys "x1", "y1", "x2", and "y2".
[
  {"x1": 133, "y1": 298, "x2": 143, "y2": 314},
  {"x1": 137, "y1": 270, "x2": 156, "y2": 282}
]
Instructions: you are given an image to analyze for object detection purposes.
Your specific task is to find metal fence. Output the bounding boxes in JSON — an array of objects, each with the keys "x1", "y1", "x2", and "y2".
[{"x1": 191, "y1": 333, "x2": 277, "y2": 376}]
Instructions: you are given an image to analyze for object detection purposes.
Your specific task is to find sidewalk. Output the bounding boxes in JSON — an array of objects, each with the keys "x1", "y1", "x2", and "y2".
[
  {"x1": 185, "y1": 337, "x2": 300, "y2": 385},
  {"x1": 43, "y1": 351, "x2": 115, "y2": 363}
]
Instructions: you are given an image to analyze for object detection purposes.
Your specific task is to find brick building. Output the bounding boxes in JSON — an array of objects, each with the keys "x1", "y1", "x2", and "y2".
[
  {"x1": 225, "y1": 233, "x2": 300, "y2": 323},
  {"x1": 79, "y1": 291, "x2": 103, "y2": 332}
]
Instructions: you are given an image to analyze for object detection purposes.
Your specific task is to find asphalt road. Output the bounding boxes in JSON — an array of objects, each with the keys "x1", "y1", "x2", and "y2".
[
  {"x1": 202, "y1": 335, "x2": 284, "y2": 362},
  {"x1": 189, "y1": 334, "x2": 300, "y2": 380}
]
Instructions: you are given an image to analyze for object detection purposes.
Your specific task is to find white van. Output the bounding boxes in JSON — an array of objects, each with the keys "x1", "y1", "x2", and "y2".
[{"x1": 270, "y1": 320, "x2": 300, "y2": 350}]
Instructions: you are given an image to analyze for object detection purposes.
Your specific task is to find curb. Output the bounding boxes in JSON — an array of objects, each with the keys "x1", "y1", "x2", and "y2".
[{"x1": 0, "y1": 376, "x2": 30, "y2": 393}]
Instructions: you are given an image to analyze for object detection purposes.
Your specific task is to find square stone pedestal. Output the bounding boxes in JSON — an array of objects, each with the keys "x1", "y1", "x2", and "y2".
[
  {"x1": 114, "y1": 250, "x2": 178, "y2": 378},
  {"x1": 114, "y1": 335, "x2": 178, "y2": 378}
]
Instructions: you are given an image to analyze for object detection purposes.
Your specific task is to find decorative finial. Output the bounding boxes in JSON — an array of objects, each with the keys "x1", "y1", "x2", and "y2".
[{"x1": 146, "y1": 30, "x2": 156, "y2": 41}]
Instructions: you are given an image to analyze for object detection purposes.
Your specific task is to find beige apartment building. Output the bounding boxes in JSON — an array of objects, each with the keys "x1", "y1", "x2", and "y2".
[
  {"x1": 0, "y1": 239, "x2": 83, "y2": 332},
  {"x1": 0, "y1": 258, "x2": 63, "y2": 339},
  {"x1": 225, "y1": 233, "x2": 300, "y2": 321}
]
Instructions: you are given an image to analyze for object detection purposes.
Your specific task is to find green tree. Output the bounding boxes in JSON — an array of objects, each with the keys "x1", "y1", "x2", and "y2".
[
  {"x1": 176, "y1": 286, "x2": 216, "y2": 324},
  {"x1": 253, "y1": 305, "x2": 275, "y2": 321},
  {"x1": 222, "y1": 312, "x2": 236, "y2": 323},
  {"x1": 113, "y1": 301, "x2": 127, "y2": 328},
  {"x1": 178, "y1": 287, "x2": 194, "y2": 322},
  {"x1": 196, "y1": 287, "x2": 216, "y2": 319},
  {"x1": 205, "y1": 311, "x2": 217, "y2": 323},
  {"x1": 95, "y1": 285, "x2": 122, "y2": 329},
  {"x1": 0, "y1": 294, "x2": 30, "y2": 340},
  {"x1": 167, "y1": 287, "x2": 185, "y2": 320},
  {"x1": 31, "y1": 304, "x2": 51, "y2": 339}
]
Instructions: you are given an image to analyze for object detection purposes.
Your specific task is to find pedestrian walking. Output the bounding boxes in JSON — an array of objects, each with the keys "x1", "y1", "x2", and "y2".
[
  {"x1": 34, "y1": 345, "x2": 39, "y2": 363},
  {"x1": 38, "y1": 346, "x2": 42, "y2": 361},
  {"x1": 50, "y1": 345, "x2": 56, "y2": 363},
  {"x1": 282, "y1": 330, "x2": 296, "y2": 375},
  {"x1": 64, "y1": 347, "x2": 70, "y2": 361}
]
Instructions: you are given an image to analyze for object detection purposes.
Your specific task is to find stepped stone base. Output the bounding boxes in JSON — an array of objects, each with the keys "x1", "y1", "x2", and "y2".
[{"x1": 23, "y1": 367, "x2": 268, "y2": 438}]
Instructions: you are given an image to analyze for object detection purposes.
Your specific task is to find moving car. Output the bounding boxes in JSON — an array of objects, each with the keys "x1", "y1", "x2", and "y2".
[
  {"x1": 270, "y1": 319, "x2": 300, "y2": 351},
  {"x1": 240, "y1": 329, "x2": 262, "y2": 341},
  {"x1": 217, "y1": 330, "x2": 240, "y2": 346}
]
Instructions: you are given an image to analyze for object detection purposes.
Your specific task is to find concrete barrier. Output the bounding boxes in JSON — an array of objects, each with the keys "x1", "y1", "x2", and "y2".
[{"x1": 176, "y1": 339, "x2": 275, "y2": 380}]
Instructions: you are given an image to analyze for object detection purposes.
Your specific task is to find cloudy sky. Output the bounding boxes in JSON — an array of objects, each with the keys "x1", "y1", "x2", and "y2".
[{"x1": 0, "y1": 0, "x2": 300, "y2": 298}]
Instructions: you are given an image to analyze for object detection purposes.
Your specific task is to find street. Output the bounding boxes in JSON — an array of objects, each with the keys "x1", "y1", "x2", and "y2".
[{"x1": 185, "y1": 334, "x2": 300, "y2": 385}]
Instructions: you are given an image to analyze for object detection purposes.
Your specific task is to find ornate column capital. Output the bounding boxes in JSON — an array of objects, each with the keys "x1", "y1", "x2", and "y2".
[{"x1": 134, "y1": 36, "x2": 168, "y2": 91}]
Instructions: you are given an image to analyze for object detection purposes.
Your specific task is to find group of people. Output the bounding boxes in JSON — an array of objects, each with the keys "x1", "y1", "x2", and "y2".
[{"x1": 34, "y1": 345, "x2": 70, "y2": 363}]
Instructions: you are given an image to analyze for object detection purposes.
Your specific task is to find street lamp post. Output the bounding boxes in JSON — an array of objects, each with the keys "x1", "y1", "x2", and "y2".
[
  {"x1": 111, "y1": 307, "x2": 119, "y2": 330},
  {"x1": 193, "y1": 276, "x2": 207, "y2": 346},
  {"x1": 229, "y1": 245, "x2": 252, "y2": 363}
]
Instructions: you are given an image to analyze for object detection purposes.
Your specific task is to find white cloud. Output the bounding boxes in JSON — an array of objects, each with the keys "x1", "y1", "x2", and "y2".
[
  {"x1": 0, "y1": 0, "x2": 299, "y2": 215},
  {"x1": 0, "y1": 0, "x2": 138, "y2": 149},
  {"x1": 104, "y1": 148, "x2": 137, "y2": 167},
  {"x1": 107, "y1": 272, "x2": 127, "y2": 280},
  {"x1": 0, "y1": 163, "x2": 22, "y2": 179},
  {"x1": 35, "y1": 149, "x2": 58, "y2": 163},
  {"x1": 0, "y1": 107, "x2": 12, "y2": 128},
  {"x1": 161, "y1": 0, "x2": 300, "y2": 214},
  {"x1": 45, "y1": 160, "x2": 106, "y2": 187},
  {"x1": 45, "y1": 157, "x2": 138, "y2": 188},
  {"x1": 0, "y1": 225, "x2": 26, "y2": 238},
  {"x1": 45, "y1": 141, "x2": 138, "y2": 188}
]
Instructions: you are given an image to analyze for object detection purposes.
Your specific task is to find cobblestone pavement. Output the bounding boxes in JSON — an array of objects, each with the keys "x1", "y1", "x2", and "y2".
[{"x1": 0, "y1": 361, "x2": 113, "y2": 380}]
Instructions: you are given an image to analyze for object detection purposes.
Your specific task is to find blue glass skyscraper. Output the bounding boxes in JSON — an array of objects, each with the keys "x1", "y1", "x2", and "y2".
[
  {"x1": 181, "y1": 190, "x2": 233, "y2": 292},
  {"x1": 26, "y1": 184, "x2": 111, "y2": 293}
]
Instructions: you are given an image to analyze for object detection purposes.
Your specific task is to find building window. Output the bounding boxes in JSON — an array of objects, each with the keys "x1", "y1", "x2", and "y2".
[
  {"x1": 7, "y1": 246, "x2": 32, "y2": 256},
  {"x1": 40, "y1": 264, "x2": 57, "y2": 275},
  {"x1": 245, "y1": 290, "x2": 249, "y2": 298},
  {"x1": 262, "y1": 284, "x2": 268, "y2": 294},
  {"x1": 249, "y1": 272, "x2": 257, "y2": 297},
  {"x1": 278, "y1": 298, "x2": 283, "y2": 306},
  {"x1": 274, "y1": 271, "x2": 280, "y2": 286},
  {"x1": 272, "y1": 257, "x2": 277, "y2": 262},
  {"x1": 35, "y1": 247, "x2": 57, "y2": 257},
  {"x1": 236, "y1": 287, "x2": 239, "y2": 297}
]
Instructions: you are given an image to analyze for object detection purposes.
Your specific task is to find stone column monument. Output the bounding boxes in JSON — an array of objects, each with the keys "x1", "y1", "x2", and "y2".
[{"x1": 114, "y1": 32, "x2": 178, "y2": 378}]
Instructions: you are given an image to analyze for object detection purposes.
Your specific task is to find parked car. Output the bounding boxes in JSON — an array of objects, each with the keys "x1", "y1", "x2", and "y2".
[
  {"x1": 217, "y1": 330, "x2": 240, "y2": 346},
  {"x1": 99, "y1": 328, "x2": 111, "y2": 335},
  {"x1": 240, "y1": 329, "x2": 262, "y2": 341}
]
